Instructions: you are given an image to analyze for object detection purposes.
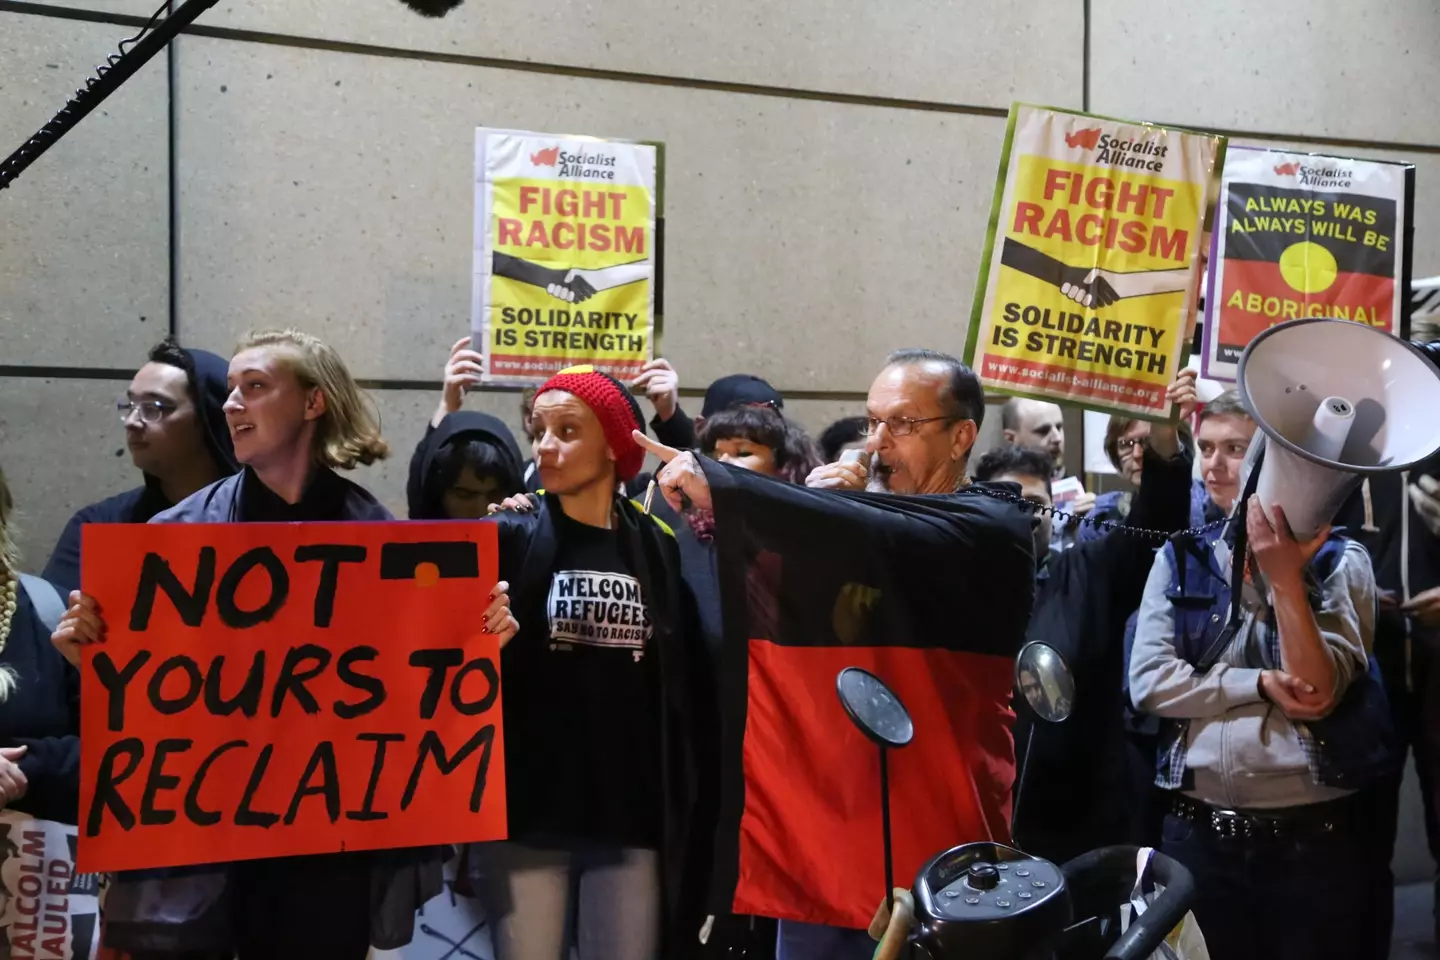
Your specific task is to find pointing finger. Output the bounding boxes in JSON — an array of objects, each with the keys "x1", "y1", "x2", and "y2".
[{"x1": 631, "y1": 429, "x2": 681, "y2": 463}]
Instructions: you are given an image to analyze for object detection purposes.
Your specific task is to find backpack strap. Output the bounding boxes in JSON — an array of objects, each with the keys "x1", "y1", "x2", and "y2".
[{"x1": 18, "y1": 574, "x2": 66, "y2": 633}]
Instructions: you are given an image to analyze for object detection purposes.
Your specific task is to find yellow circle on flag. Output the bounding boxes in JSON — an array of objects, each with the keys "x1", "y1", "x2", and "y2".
[{"x1": 1278, "y1": 241, "x2": 1338, "y2": 294}]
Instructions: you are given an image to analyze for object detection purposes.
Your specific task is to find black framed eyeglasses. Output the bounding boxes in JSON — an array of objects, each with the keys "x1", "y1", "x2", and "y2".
[
  {"x1": 117, "y1": 398, "x2": 175, "y2": 424},
  {"x1": 864, "y1": 415, "x2": 955, "y2": 438}
]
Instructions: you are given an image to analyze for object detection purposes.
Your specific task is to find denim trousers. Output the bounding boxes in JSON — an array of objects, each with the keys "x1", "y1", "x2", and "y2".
[{"x1": 1159, "y1": 810, "x2": 1376, "y2": 960}]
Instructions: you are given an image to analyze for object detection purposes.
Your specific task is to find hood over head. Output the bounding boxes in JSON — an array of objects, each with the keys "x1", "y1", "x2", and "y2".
[{"x1": 407, "y1": 411, "x2": 525, "y2": 519}]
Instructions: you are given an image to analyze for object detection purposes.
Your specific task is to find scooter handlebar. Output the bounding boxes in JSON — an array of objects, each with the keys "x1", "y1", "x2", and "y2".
[
  {"x1": 1106, "y1": 851, "x2": 1194, "y2": 960},
  {"x1": 1058, "y1": 846, "x2": 1195, "y2": 960}
]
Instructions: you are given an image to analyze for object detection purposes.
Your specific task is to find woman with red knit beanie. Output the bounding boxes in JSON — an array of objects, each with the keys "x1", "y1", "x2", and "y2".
[{"x1": 468, "y1": 366, "x2": 715, "y2": 960}]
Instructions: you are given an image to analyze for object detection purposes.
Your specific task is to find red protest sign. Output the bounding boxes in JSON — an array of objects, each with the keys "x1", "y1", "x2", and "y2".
[{"x1": 77, "y1": 521, "x2": 506, "y2": 873}]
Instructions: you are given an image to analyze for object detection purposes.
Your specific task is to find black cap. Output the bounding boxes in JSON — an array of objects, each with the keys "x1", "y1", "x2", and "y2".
[{"x1": 701, "y1": 374, "x2": 783, "y2": 418}]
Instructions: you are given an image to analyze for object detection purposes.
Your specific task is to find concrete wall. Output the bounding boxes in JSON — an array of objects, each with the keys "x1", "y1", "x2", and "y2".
[
  {"x1": 6, "y1": 0, "x2": 1440, "y2": 563},
  {"x1": 3, "y1": 0, "x2": 1439, "y2": 887}
]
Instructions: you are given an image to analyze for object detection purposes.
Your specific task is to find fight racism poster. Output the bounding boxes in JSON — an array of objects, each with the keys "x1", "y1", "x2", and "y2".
[
  {"x1": 77, "y1": 522, "x2": 507, "y2": 873},
  {"x1": 1201, "y1": 146, "x2": 1415, "y2": 381},
  {"x1": 966, "y1": 104, "x2": 1223, "y2": 418},
  {"x1": 473, "y1": 127, "x2": 664, "y2": 383}
]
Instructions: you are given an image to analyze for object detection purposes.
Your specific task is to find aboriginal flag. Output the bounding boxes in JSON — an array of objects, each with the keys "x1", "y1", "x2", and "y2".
[
  {"x1": 1212, "y1": 180, "x2": 1406, "y2": 363},
  {"x1": 701, "y1": 461, "x2": 1035, "y2": 929}
]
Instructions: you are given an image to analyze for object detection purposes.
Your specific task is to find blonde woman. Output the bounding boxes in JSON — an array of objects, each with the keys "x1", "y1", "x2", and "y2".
[
  {"x1": 52, "y1": 330, "x2": 518, "y2": 960},
  {"x1": 0, "y1": 466, "x2": 77, "y2": 823}
]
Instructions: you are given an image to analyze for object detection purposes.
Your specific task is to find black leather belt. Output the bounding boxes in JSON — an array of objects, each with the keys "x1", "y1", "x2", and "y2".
[{"x1": 1170, "y1": 794, "x2": 1358, "y2": 842}]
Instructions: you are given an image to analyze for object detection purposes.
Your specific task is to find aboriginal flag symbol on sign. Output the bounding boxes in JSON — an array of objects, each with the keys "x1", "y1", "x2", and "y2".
[
  {"x1": 703, "y1": 462, "x2": 1034, "y2": 929},
  {"x1": 1213, "y1": 182, "x2": 1398, "y2": 363}
]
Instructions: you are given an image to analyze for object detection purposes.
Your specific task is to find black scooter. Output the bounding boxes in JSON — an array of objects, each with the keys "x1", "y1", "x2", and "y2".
[
  {"x1": 840, "y1": 643, "x2": 1199, "y2": 960},
  {"x1": 865, "y1": 840, "x2": 1196, "y2": 960}
]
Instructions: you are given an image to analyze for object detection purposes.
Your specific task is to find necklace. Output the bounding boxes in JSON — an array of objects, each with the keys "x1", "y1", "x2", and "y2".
[{"x1": 0, "y1": 573, "x2": 15, "y2": 654}]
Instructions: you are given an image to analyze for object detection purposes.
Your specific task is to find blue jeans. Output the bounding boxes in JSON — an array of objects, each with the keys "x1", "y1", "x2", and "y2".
[
  {"x1": 1159, "y1": 810, "x2": 1374, "y2": 960},
  {"x1": 775, "y1": 919, "x2": 873, "y2": 960},
  {"x1": 470, "y1": 842, "x2": 660, "y2": 960}
]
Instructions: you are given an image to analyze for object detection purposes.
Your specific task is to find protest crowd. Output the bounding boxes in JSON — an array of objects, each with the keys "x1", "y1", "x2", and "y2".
[
  {"x1": 8, "y1": 7, "x2": 1440, "y2": 960},
  {"x1": 0, "y1": 327, "x2": 1435, "y2": 960}
]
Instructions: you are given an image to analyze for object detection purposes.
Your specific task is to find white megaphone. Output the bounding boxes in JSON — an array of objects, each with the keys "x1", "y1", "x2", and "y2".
[{"x1": 1237, "y1": 317, "x2": 1440, "y2": 541}]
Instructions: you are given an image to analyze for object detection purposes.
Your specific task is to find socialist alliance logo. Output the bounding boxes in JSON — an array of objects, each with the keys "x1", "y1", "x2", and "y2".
[
  {"x1": 1063, "y1": 125, "x2": 1166, "y2": 172},
  {"x1": 1273, "y1": 159, "x2": 1353, "y2": 188}
]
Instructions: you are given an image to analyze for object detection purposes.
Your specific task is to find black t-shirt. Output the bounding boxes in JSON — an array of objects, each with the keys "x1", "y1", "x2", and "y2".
[
  {"x1": 240, "y1": 467, "x2": 351, "y2": 523},
  {"x1": 511, "y1": 508, "x2": 663, "y2": 849}
]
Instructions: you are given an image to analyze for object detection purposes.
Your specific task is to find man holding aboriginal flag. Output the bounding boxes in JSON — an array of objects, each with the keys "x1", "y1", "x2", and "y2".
[{"x1": 633, "y1": 348, "x2": 1038, "y2": 960}]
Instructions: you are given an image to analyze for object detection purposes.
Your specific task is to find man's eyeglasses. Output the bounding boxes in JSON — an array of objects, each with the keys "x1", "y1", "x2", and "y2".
[
  {"x1": 117, "y1": 399, "x2": 175, "y2": 424},
  {"x1": 864, "y1": 416, "x2": 955, "y2": 437}
]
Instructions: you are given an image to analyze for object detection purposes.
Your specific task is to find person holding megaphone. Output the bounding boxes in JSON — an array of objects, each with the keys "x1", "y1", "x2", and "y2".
[
  {"x1": 1128, "y1": 438, "x2": 1392, "y2": 960},
  {"x1": 1121, "y1": 315, "x2": 1440, "y2": 960}
]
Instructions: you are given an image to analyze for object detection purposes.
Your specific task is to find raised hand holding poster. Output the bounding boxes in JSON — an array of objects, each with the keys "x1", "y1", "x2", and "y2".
[
  {"x1": 473, "y1": 128, "x2": 663, "y2": 383},
  {"x1": 1201, "y1": 146, "x2": 1414, "y2": 381},
  {"x1": 77, "y1": 522, "x2": 506, "y2": 873},
  {"x1": 966, "y1": 104, "x2": 1223, "y2": 418}
]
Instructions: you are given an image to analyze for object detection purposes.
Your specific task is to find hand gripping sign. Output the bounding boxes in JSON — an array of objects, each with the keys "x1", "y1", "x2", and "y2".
[
  {"x1": 966, "y1": 104, "x2": 1224, "y2": 418},
  {"x1": 77, "y1": 521, "x2": 506, "y2": 873}
]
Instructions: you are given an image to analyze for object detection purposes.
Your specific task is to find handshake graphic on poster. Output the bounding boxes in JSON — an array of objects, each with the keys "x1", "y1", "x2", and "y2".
[
  {"x1": 492, "y1": 252, "x2": 650, "y2": 305},
  {"x1": 1002, "y1": 238, "x2": 1191, "y2": 309}
]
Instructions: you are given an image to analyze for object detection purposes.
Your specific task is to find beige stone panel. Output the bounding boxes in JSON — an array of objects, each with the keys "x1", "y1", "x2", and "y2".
[
  {"x1": 195, "y1": 0, "x2": 1081, "y2": 110},
  {"x1": 174, "y1": 35, "x2": 1009, "y2": 390},
  {"x1": 0, "y1": 13, "x2": 170, "y2": 368},
  {"x1": 1091, "y1": 0, "x2": 1440, "y2": 145},
  {"x1": 0, "y1": 375, "x2": 138, "y2": 573}
]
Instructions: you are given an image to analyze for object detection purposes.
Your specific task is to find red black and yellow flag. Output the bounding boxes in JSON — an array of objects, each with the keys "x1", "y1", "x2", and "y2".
[{"x1": 702, "y1": 462, "x2": 1035, "y2": 929}]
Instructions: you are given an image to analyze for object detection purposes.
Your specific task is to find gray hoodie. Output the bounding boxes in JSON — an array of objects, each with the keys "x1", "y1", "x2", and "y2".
[{"x1": 1129, "y1": 534, "x2": 1375, "y2": 810}]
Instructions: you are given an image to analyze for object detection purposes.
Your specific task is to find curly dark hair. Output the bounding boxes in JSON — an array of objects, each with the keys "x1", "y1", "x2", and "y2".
[
  {"x1": 819, "y1": 416, "x2": 867, "y2": 463},
  {"x1": 697, "y1": 405, "x2": 823, "y2": 484},
  {"x1": 973, "y1": 444, "x2": 1055, "y2": 491}
]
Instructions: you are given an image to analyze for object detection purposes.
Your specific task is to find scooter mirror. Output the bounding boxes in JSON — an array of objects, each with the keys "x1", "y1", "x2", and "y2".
[
  {"x1": 1016, "y1": 641, "x2": 1075, "y2": 723},
  {"x1": 837, "y1": 667, "x2": 914, "y2": 749}
]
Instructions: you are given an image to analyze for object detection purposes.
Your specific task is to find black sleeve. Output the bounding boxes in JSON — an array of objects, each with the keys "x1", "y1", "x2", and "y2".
[
  {"x1": 40, "y1": 510, "x2": 84, "y2": 597},
  {"x1": 1416, "y1": 339, "x2": 1440, "y2": 369},
  {"x1": 651, "y1": 404, "x2": 696, "y2": 450},
  {"x1": 1104, "y1": 444, "x2": 1195, "y2": 614},
  {"x1": 493, "y1": 252, "x2": 564, "y2": 290},
  {"x1": 490, "y1": 510, "x2": 540, "y2": 589},
  {"x1": 703, "y1": 459, "x2": 1037, "y2": 656},
  {"x1": 12, "y1": 663, "x2": 81, "y2": 825}
]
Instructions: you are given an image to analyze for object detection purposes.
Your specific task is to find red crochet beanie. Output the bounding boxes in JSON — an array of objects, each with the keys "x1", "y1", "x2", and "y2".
[{"x1": 535, "y1": 366, "x2": 647, "y2": 481}]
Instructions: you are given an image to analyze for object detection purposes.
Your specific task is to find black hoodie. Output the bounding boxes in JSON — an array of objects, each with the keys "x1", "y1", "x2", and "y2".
[
  {"x1": 406, "y1": 411, "x2": 525, "y2": 519},
  {"x1": 41, "y1": 348, "x2": 238, "y2": 593}
]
